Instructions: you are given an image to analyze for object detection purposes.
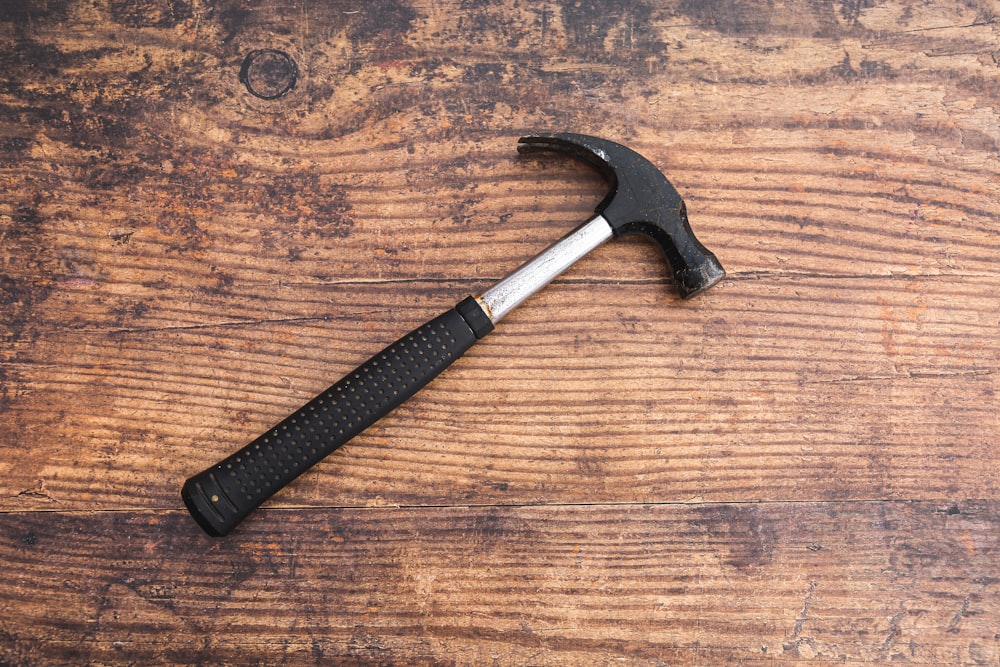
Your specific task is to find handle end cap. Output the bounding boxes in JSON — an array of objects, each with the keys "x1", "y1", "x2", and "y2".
[{"x1": 181, "y1": 475, "x2": 234, "y2": 537}]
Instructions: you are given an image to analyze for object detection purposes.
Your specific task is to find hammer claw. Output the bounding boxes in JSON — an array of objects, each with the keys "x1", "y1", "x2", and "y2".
[{"x1": 518, "y1": 133, "x2": 725, "y2": 298}]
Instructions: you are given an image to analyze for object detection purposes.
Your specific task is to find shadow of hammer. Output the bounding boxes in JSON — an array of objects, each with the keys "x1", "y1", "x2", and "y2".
[{"x1": 183, "y1": 132, "x2": 726, "y2": 536}]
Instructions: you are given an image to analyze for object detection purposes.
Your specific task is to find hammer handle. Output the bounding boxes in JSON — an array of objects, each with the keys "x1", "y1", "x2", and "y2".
[{"x1": 182, "y1": 297, "x2": 493, "y2": 536}]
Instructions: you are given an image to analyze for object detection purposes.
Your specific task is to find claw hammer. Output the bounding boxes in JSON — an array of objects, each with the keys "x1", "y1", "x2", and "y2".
[{"x1": 183, "y1": 133, "x2": 725, "y2": 536}]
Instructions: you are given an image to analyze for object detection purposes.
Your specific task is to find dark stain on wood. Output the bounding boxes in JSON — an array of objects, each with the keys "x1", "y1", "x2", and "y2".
[
  {"x1": 698, "y1": 503, "x2": 778, "y2": 569},
  {"x1": 840, "y1": 0, "x2": 877, "y2": 25},
  {"x1": 674, "y1": 0, "x2": 876, "y2": 37},
  {"x1": 0, "y1": 0, "x2": 72, "y2": 24},
  {"x1": 347, "y1": 0, "x2": 417, "y2": 50},
  {"x1": 0, "y1": 196, "x2": 56, "y2": 412},
  {"x1": 560, "y1": 0, "x2": 663, "y2": 62},
  {"x1": 253, "y1": 176, "x2": 355, "y2": 239},
  {"x1": 109, "y1": 0, "x2": 194, "y2": 29}
]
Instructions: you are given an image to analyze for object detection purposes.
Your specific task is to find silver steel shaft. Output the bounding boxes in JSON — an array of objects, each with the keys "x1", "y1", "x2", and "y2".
[{"x1": 477, "y1": 215, "x2": 614, "y2": 324}]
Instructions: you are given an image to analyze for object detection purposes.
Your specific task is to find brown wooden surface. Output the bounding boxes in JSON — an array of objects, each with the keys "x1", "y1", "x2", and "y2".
[{"x1": 1, "y1": 1, "x2": 998, "y2": 664}]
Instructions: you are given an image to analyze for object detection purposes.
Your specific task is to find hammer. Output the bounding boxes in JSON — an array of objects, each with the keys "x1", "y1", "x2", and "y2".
[{"x1": 182, "y1": 133, "x2": 725, "y2": 536}]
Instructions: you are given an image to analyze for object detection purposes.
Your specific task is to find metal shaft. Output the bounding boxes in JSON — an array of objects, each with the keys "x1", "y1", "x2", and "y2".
[{"x1": 477, "y1": 215, "x2": 614, "y2": 324}]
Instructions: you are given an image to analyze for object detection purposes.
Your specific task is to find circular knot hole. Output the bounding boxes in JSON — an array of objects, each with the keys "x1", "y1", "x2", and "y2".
[{"x1": 239, "y1": 49, "x2": 298, "y2": 100}]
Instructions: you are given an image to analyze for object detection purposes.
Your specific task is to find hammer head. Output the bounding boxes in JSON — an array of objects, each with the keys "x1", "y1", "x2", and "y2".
[{"x1": 518, "y1": 133, "x2": 725, "y2": 299}]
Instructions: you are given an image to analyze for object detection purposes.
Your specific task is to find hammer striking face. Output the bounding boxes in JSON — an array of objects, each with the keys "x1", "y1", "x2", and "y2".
[{"x1": 182, "y1": 133, "x2": 725, "y2": 537}]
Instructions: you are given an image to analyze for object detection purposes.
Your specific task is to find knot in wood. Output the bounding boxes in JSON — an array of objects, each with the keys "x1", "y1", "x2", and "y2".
[{"x1": 239, "y1": 49, "x2": 298, "y2": 100}]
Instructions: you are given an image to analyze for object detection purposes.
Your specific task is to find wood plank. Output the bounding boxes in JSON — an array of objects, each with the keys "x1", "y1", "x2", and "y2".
[
  {"x1": 1, "y1": 501, "x2": 997, "y2": 665},
  {"x1": 2, "y1": 1, "x2": 997, "y2": 298},
  {"x1": 3, "y1": 275, "x2": 996, "y2": 512}
]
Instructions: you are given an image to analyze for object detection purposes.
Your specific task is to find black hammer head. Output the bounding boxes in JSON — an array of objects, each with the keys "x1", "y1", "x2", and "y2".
[{"x1": 518, "y1": 133, "x2": 725, "y2": 299}]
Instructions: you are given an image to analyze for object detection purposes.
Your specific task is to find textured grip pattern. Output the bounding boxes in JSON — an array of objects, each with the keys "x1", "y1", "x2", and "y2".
[{"x1": 182, "y1": 305, "x2": 483, "y2": 536}]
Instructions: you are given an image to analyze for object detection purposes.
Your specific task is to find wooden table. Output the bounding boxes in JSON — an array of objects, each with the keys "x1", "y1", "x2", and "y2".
[{"x1": 2, "y1": 1, "x2": 998, "y2": 664}]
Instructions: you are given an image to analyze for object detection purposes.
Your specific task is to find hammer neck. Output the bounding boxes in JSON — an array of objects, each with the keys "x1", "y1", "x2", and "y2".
[{"x1": 477, "y1": 215, "x2": 613, "y2": 324}]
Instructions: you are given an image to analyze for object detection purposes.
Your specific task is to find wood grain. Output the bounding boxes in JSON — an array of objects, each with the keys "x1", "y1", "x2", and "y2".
[
  {"x1": 2, "y1": 502, "x2": 999, "y2": 665},
  {"x1": 4, "y1": 276, "x2": 998, "y2": 512},
  {"x1": 1, "y1": 0, "x2": 998, "y2": 663}
]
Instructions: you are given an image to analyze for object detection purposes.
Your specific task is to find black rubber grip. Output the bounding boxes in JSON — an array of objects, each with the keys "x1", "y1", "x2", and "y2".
[{"x1": 182, "y1": 299, "x2": 493, "y2": 536}]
